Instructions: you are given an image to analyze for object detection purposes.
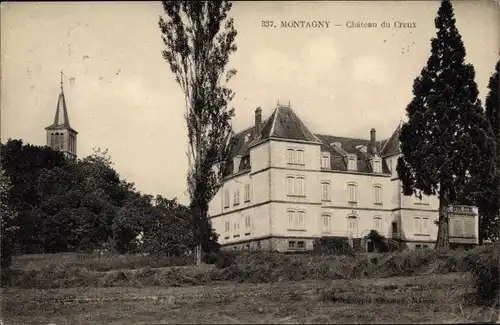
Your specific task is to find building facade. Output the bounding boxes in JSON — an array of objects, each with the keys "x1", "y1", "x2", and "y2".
[
  {"x1": 208, "y1": 104, "x2": 479, "y2": 252},
  {"x1": 45, "y1": 73, "x2": 78, "y2": 159}
]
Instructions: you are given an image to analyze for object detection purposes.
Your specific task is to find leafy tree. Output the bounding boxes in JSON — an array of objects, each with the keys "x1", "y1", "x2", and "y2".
[
  {"x1": 159, "y1": 1, "x2": 237, "y2": 264},
  {"x1": 112, "y1": 192, "x2": 154, "y2": 253},
  {"x1": 396, "y1": 0, "x2": 497, "y2": 249},
  {"x1": 142, "y1": 196, "x2": 195, "y2": 256},
  {"x1": 482, "y1": 60, "x2": 500, "y2": 242},
  {"x1": 0, "y1": 139, "x2": 67, "y2": 253},
  {"x1": 1, "y1": 168, "x2": 19, "y2": 268}
]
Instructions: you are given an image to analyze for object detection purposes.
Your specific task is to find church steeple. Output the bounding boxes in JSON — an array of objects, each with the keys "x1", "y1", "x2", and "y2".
[{"x1": 45, "y1": 70, "x2": 78, "y2": 158}]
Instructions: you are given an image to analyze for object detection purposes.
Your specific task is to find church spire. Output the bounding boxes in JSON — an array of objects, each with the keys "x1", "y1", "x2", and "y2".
[
  {"x1": 51, "y1": 70, "x2": 71, "y2": 128},
  {"x1": 45, "y1": 70, "x2": 78, "y2": 158}
]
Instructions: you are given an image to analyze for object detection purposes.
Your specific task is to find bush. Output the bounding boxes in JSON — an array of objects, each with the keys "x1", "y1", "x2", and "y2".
[
  {"x1": 313, "y1": 237, "x2": 357, "y2": 256},
  {"x1": 466, "y1": 243, "x2": 499, "y2": 306},
  {"x1": 365, "y1": 230, "x2": 404, "y2": 252},
  {"x1": 214, "y1": 250, "x2": 237, "y2": 269},
  {"x1": 202, "y1": 252, "x2": 218, "y2": 265}
]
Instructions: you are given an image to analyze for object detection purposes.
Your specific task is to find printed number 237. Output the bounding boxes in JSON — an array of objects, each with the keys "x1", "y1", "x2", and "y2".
[{"x1": 262, "y1": 20, "x2": 274, "y2": 28}]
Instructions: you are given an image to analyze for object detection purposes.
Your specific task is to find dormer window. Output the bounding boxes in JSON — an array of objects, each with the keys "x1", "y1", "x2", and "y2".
[
  {"x1": 347, "y1": 154, "x2": 357, "y2": 171},
  {"x1": 233, "y1": 156, "x2": 242, "y2": 173},
  {"x1": 321, "y1": 152, "x2": 330, "y2": 169},
  {"x1": 372, "y1": 157, "x2": 382, "y2": 173}
]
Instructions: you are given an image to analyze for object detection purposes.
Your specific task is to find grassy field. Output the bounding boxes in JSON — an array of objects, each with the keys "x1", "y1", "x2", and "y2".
[{"x1": 1, "y1": 248, "x2": 499, "y2": 324}]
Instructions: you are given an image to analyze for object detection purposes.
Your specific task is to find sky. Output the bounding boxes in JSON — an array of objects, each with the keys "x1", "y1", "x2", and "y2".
[{"x1": 1, "y1": 1, "x2": 499, "y2": 205}]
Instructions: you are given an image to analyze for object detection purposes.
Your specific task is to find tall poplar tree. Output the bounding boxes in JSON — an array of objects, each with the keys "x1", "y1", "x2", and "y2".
[
  {"x1": 397, "y1": 0, "x2": 497, "y2": 249},
  {"x1": 158, "y1": 1, "x2": 237, "y2": 264}
]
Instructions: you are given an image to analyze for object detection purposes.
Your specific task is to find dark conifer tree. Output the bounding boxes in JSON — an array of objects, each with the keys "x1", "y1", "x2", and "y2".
[
  {"x1": 397, "y1": 0, "x2": 497, "y2": 248},
  {"x1": 481, "y1": 60, "x2": 500, "y2": 242}
]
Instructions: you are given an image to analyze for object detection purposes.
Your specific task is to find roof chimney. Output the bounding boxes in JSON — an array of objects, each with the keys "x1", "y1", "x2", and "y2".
[
  {"x1": 370, "y1": 128, "x2": 377, "y2": 154},
  {"x1": 255, "y1": 107, "x2": 262, "y2": 135},
  {"x1": 370, "y1": 128, "x2": 376, "y2": 142}
]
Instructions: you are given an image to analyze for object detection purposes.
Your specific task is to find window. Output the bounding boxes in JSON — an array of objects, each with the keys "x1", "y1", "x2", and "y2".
[
  {"x1": 347, "y1": 154, "x2": 357, "y2": 171},
  {"x1": 464, "y1": 219, "x2": 474, "y2": 237},
  {"x1": 297, "y1": 149, "x2": 304, "y2": 165},
  {"x1": 414, "y1": 217, "x2": 430, "y2": 235},
  {"x1": 321, "y1": 213, "x2": 332, "y2": 233},
  {"x1": 373, "y1": 216, "x2": 382, "y2": 231},
  {"x1": 286, "y1": 175, "x2": 306, "y2": 197},
  {"x1": 233, "y1": 189, "x2": 240, "y2": 206},
  {"x1": 391, "y1": 222, "x2": 398, "y2": 236},
  {"x1": 287, "y1": 148, "x2": 294, "y2": 164},
  {"x1": 374, "y1": 185, "x2": 383, "y2": 205},
  {"x1": 423, "y1": 245, "x2": 429, "y2": 249},
  {"x1": 347, "y1": 216, "x2": 358, "y2": 236},
  {"x1": 452, "y1": 218, "x2": 475, "y2": 238},
  {"x1": 414, "y1": 217, "x2": 421, "y2": 231},
  {"x1": 421, "y1": 217, "x2": 429, "y2": 234},
  {"x1": 286, "y1": 176, "x2": 294, "y2": 196},
  {"x1": 50, "y1": 133, "x2": 55, "y2": 148},
  {"x1": 288, "y1": 209, "x2": 305, "y2": 229},
  {"x1": 287, "y1": 148, "x2": 305, "y2": 165},
  {"x1": 233, "y1": 221, "x2": 240, "y2": 237},
  {"x1": 297, "y1": 177, "x2": 305, "y2": 196},
  {"x1": 54, "y1": 133, "x2": 60, "y2": 149},
  {"x1": 245, "y1": 216, "x2": 251, "y2": 229},
  {"x1": 288, "y1": 241, "x2": 296, "y2": 249},
  {"x1": 321, "y1": 152, "x2": 330, "y2": 168},
  {"x1": 225, "y1": 221, "x2": 230, "y2": 232},
  {"x1": 297, "y1": 241, "x2": 305, "y2": 249},
  {"x1": 224, "y1": 190, "x2": 230, "y2": 208},
  {"x1": 372, "y1": 158, "x2": 382, "y2": 173},
  {"x1": 58, "y1": 134, "x2": 64, "y2": 150},
  {"x1": 244, "y1": 184, "x2": 251, "y2": 202},
  {"x1": 297, "y1": 210, "x2": 305, "y2": 227},
  {"x1": 416, "y1": 244, "x2": 422, "y2": 249},
  {"x1": 347, "y1": 183, "x2": 357, "y2": 203},
  {"x1": 287, "y1": 210, "x2": 295, "y2": 226},
  {"x1": 321, "y1": 181, "x2": 331, "y2": 201}
]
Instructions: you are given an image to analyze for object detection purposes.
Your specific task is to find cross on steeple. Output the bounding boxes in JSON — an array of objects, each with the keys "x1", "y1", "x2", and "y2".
[{"x1": 60, "y1": 70, "x2": 64, "y2": 90}]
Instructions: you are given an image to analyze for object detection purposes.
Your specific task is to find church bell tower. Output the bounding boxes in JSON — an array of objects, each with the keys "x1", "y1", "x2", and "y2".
[{"x1": 45, "y1": 70, "x2": 78, "y2": 159}]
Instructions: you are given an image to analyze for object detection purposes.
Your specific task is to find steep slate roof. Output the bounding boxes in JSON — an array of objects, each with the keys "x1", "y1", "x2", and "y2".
[
  {"x1": 45, "y1": 80, "x2": 78, "y2": 134},
  {"x1": 224, "y1": 104, "x2": 398, "y2": 176},
  {"x1": 380, "y1": 124, "x2": 401, "y2": 157},
  {"x1": 266, "y1": 106, "x2": 320, "y2": 143},
  {"x1": 314, "y1": 134, "x2": 390, "y2": 173}
]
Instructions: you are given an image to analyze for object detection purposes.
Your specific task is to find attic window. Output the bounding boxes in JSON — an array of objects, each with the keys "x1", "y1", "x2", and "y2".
[
  {"x1": 372, "y1": 157, "x2": 382, "y2": 173},
  {"x1": 321, "y1": 152, "x2": 330, "y2": 168},
  {"x1": 330, "y1": 142, "x2": 342, "y2": 148},
  {"x1": 355, "y1": 145, "x2": 367, "y2": 153},
  {"x1": 347, "y1": 154, "x2": 357, "y2": 171}
]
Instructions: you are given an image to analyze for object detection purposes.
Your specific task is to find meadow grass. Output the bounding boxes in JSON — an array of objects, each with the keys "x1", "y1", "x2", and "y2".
[{"x1": 1, "y1": 243, "x2": 498, "y2": 324}]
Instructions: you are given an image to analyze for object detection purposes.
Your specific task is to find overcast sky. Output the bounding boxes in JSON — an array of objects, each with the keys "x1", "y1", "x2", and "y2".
[{"x1": 1, "y1": 1, "x2": 499, "y2": 204}]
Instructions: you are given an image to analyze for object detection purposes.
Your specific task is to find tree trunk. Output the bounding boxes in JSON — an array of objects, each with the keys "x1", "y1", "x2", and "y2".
[
  {"x1": 195, "y1": 243, "x2": 202, "y2": 266},
  {"x1": 435, "y1": 186, "x2": 450, "y2": 249}
]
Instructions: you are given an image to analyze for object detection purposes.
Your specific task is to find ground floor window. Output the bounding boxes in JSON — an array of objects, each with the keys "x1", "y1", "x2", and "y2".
[
  {"x1": 297, "y1": 241, "x2": 305, "y2": 249},
  {"x1": 288, "y1": 240, "x2": 296, "y2": 249}
]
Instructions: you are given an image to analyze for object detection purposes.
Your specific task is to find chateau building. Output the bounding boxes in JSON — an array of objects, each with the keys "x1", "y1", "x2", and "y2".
[
  {"x1": 208, "y1": 103, "x2": 479, "y2": 252},
  {"x1": 45, "y1": 72, "x2": 78, "y2": 159}
]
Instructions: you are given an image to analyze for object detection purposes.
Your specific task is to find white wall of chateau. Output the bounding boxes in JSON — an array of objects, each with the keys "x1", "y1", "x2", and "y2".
[
  {"x1": 211, "y1": 140, "x2": 477, "y2": 249},
  {"x1": 212, "y1": 204, "x2": 271, "y2": 245}
]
